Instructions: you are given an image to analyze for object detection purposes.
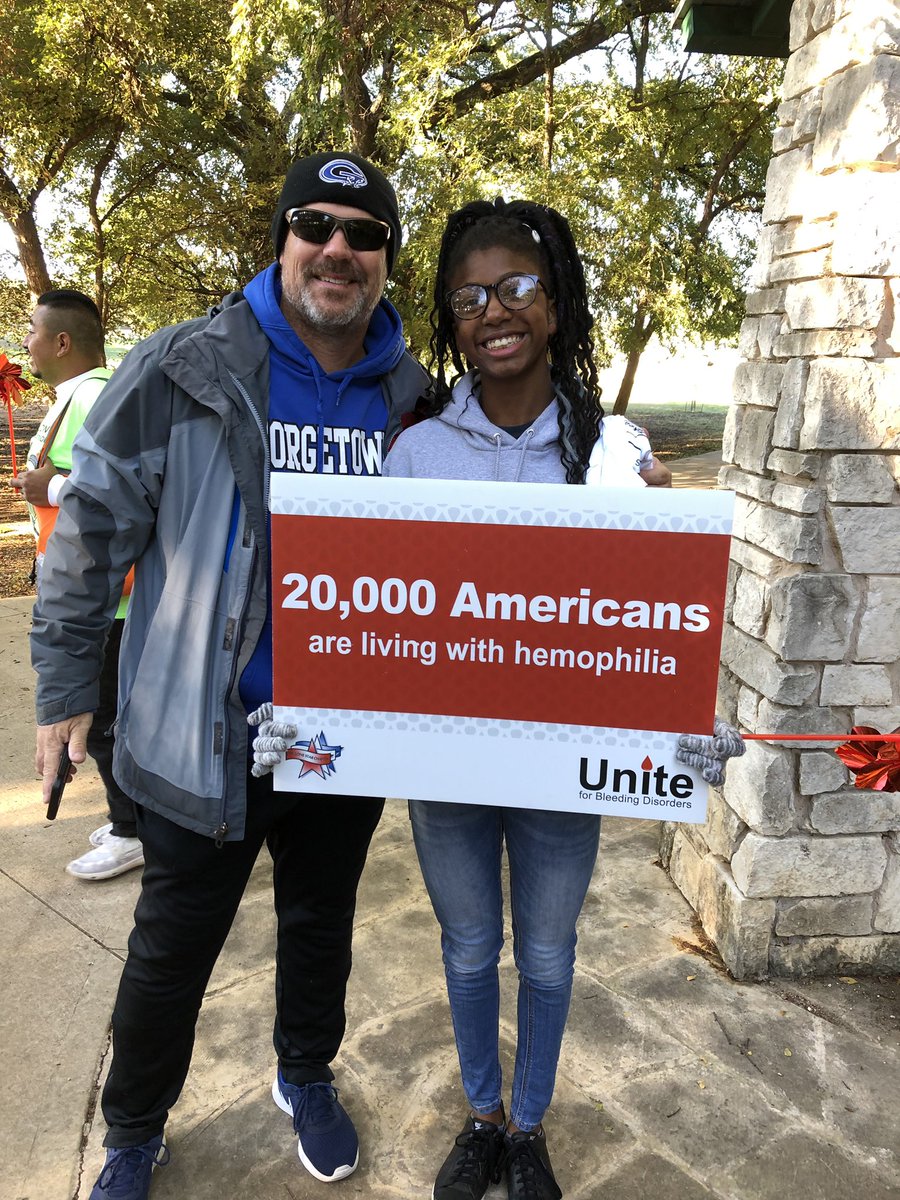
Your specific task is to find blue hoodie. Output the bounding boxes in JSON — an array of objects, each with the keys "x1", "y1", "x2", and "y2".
[
  {"x1": 244, "y1": 262, "x2": 406, "y2": 475},
  {"x1": 239, "y1": 263, "x2": 408, "y2": 713}
]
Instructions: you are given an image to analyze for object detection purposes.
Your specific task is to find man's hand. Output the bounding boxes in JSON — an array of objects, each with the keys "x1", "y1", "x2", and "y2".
[
  {"x1": 634, "y1": 424, "x2": 672, "y2": 488},
  {"x1": 36, "y1": 713, "x2": 93, "y2": 806},
  {"x1": 247, "y1": 702, "x2": 298, "y2": 777},
  {"x1": 639, "y1": 456, "x2": 672, "y2": 488},
  {"x1": 11, "y1": 462, "x2": 61, "y2": 505}
]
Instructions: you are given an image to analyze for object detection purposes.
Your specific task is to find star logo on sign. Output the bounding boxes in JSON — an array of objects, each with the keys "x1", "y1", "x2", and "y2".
[{"x1": 286, "y1": 732, "x2": 343, "y2": 779}]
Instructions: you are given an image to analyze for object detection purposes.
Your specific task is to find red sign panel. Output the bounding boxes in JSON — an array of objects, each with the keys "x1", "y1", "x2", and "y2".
[{"x1": 272, "y1": 513, "x2": 730, "y2": 735}]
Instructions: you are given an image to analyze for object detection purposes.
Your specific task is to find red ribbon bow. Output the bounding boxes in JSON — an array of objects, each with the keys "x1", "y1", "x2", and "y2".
[
  {"x1": 0, "y1": 353, "x2": 31, "y2": 405},
  {"x1": 1, "y1": 352, "x2": 31, "y2": 476},
  {"x1": 835, "y1": 726, "x2": 900, "y2": 792}
]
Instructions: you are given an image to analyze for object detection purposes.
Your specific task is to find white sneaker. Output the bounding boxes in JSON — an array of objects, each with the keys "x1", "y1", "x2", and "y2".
[
  {"x1": 66, "y1": 836, "x2": 144, "y2": 881},
  {"x1": 89, "y1": 822, "x2": 114, "y2": 847}
]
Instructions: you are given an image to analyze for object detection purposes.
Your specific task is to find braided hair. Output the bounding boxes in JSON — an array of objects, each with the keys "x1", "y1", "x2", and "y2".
[{"x1": 428, "y1": 198, "x2": 603, "y2": 485}]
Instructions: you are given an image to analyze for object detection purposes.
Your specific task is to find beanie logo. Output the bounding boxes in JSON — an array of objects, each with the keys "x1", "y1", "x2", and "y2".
[{"x1": 319, "y1": 159, "x2": 368, "y2": 189}]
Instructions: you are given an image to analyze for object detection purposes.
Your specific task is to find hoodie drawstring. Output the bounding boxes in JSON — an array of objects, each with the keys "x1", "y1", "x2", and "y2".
[
  {"x1": 305, "y1": 358, "x2": 355, "y2": 473},
  {"x1": 491, "y1": 426, "x2": 536, "y2": 481},
  {"x1": 513, "y1": 427, "x2": 535, "y2": 482},
  {"x1": 335, "y1": 375, "x2": 354, "y2": 408},
  {"x1": 304, "y1": 354, "x2": 327, "y2": 473}
]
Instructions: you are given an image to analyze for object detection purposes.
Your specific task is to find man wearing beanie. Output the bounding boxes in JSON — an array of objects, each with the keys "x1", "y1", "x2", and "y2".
[{"x1": 31, "y1": 151, "x2": 429, "y2": 1199}]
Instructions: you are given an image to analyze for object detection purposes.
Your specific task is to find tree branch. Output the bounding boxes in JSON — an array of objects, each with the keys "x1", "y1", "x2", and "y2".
[
  {"x1": 696, "y1": 99, "x2": 777, "y2": 237},
  {"x1": 432, "y1": 1, "x2": 672, "y2": 124}
]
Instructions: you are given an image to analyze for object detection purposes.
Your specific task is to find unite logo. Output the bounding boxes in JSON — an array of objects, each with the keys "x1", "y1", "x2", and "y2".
[
  {"x1": 286, "y1": 732, "x2": 343, "y2": 780},
  {"x1": 578, "y1": 754, "x2": 695, "y2": 801}
]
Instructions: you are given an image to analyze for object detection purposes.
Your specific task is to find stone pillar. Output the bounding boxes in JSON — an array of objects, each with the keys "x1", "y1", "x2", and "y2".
[{"x1": 664, "y1": 0, "x2": 900, "y2": 979}]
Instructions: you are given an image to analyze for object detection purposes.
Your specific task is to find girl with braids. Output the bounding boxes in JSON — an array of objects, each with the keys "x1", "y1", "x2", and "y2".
[
  {"x1": 382, "y1": 198, "x2": 674, "y2": 1200},
  {"x1": 251, "y1": 196, "x2": 740, "y2": 1198},
  {"x1": 389, "y1": 197, "x2": 670, "y2": 490}
]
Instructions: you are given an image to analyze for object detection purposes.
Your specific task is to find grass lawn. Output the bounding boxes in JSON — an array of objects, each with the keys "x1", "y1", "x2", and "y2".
[{"x1": 627, "y1": 403, "x2": 729, "y2": 462}]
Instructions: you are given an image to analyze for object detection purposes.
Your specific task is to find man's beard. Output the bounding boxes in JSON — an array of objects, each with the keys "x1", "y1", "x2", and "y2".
[{"x1": 282, "y1": 258, "x2": 382, "y2": 332}]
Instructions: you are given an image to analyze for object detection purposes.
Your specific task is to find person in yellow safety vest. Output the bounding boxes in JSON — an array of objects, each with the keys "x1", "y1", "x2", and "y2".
[{"x1": 13, "y1": 290, "x2": 142, "y2": 880}]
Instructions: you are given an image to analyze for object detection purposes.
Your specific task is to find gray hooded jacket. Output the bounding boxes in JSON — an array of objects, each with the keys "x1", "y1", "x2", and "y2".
[
  {"x1": 383, "y1": 371, "x2": 649, "y2": 486},
  {"x1": 32, "y1": 292, "x2": 427, "y2": 840}
]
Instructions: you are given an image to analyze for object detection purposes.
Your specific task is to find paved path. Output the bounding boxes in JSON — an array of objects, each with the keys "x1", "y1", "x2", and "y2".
[
  {"x1": 667, "y1": 450, "x2": 723, "y2": 490},
  {"x1": 2, "y1": 453, "x2": 898, "y2": 1200}
]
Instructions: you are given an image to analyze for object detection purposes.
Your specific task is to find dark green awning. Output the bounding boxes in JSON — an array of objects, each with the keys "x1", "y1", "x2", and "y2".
[{"x1": 674, "y1": 0, "x2": 792, "y2": 58}]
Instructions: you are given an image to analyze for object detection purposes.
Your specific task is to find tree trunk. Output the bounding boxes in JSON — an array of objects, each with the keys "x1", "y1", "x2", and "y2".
[
  {"x1": 543, "y1": 0, "x2": 555, "y2": 172},
  {"x1": 89, "y1": 133, "x2": 122, "y2": 328},
  {"x1": 0, "y1": 166, "x2": 52, "y2": 299},
  {"x1": 9, "y1": 207, "x2": 53, "y2": 301},
  {"x1": 612, "y1": 309, "x2": 655, "y2": 413}
]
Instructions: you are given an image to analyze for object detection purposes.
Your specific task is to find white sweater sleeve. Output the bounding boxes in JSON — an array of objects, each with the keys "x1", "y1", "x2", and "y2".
[
  {"x1": 585, "y1": 416, "x2": 650, "y2": 487},
  {"x1": 46, "y1": 473, "x2": 68, "y2": 506}
]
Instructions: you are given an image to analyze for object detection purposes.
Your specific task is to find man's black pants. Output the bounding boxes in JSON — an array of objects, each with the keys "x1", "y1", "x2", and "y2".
[
  {"x1": 86, "y1": 619, "x2": 137, "y2": 837},
  {"x1": 101, "y1": 773, "x2": 383, "y2": 1147}
]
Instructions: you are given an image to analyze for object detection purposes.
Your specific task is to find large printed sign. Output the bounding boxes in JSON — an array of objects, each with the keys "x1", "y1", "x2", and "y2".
[{"x1": 271, "y1": 475, "x2": 734, "y2": 822}]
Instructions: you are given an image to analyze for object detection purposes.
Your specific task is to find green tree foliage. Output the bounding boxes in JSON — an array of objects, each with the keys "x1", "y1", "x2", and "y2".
[
  {"x1": 555, "y1": 24, "x2": 781, "y2": 407},
  {"x1": 0, "y1": 0, "x2": 129, "y2": 295},
  {"x1": 1, "y1": 1, "x2": 782, "y2": 403},
  {"x1": 1, "y1": 0, "x2": 299, "y2": 330}
]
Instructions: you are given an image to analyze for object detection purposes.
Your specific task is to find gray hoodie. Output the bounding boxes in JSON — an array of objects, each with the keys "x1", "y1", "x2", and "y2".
[{"x1": 383, "y1": 370, "x2": 649, "y2": 486}]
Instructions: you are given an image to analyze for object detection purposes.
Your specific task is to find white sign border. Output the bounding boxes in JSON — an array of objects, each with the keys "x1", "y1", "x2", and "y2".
[
  {"x1": 270, "y1": 473, "x2": 733, "y2": 535},
  {"x1": 271, "y1": 475, "x2": 733, "y2": 823}
]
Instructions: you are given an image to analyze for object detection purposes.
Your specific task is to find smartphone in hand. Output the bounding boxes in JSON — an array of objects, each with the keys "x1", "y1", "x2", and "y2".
[{"x1": 47, "y1": 744, "x2": 71, "y2": 821}]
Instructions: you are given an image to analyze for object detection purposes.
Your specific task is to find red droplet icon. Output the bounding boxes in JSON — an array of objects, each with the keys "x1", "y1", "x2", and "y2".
[{"x1": 641, "y1": 756, "x2": 653, "y2": 770}]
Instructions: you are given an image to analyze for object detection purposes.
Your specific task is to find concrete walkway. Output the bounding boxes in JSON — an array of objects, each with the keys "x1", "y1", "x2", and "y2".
[
  {"x1": 2, "y1": 454, "x2": 898, "y2": 1200},
  {"x1": 667, "y1": 450, "x2": 723, "y2": 490}
]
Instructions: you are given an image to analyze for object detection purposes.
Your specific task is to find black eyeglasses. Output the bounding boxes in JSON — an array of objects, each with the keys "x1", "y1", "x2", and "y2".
[
  {"x1": 286, "y1": 208, "x2": 391, "y2": 252},
  {"x1": 446, "y1": 273, "x2": 547, "y2": 320}
]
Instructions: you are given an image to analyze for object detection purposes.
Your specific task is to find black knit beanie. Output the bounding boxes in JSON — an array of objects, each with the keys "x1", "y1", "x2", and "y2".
[{"x1": 271, "y1": 152, "x2": 402, "y2": 275}]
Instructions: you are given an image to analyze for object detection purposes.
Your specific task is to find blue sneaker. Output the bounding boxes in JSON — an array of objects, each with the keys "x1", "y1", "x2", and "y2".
[
  {"x1": 89, "y1": 1135, "x2": 169, "y2": 1199},
  {"x1": 272, "y1": 1069, "x2": 359, "y2": 1181}
]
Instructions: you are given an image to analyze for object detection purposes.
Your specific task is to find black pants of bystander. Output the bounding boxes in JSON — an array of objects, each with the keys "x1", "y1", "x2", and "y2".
[{"x1": 85, "y1": 619, "x2": 137, "y2": 837}]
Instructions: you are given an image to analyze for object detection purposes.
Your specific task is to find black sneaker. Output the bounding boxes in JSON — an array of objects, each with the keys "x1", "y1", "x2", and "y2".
[
  {"x1": 433, "y1": 1115, "x2": 506, "y2": 1200},
  {"x1": 503, "y1": 1128, "x2": 562, "y2": 1200}
]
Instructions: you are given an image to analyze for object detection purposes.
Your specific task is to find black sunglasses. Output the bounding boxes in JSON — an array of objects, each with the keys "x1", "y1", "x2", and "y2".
[
  {"x1": 446, "y1": 273, "x2": 547, "y2": 320},
  {"x1": 286, "y1": 208, "x2": 391, "y2": 253}
]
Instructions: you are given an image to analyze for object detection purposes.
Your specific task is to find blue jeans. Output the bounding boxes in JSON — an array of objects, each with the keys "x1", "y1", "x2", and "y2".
[{"x1": 410, "y1": 800, "x2": 600, "y2": 1130}]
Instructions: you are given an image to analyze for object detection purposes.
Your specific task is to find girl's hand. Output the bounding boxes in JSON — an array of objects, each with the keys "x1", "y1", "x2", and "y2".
[
  {"x1": 675, "y1": 717, "x2": 745, "y2": 785},
  {"x1": 639, "y1": 456, "x2": 672, "y2": 487}
]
